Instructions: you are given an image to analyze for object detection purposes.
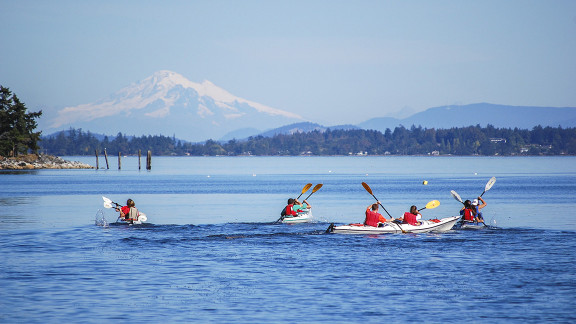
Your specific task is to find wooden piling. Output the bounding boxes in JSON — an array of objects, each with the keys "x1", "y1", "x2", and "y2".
[
  {"x1": 146, "y1": 150, "x2": 152, "y2": 170},
  {"x1": 95, "y1": 149, "x2": 99, "y2": 169},
  {"x1": 138, "y1": 150, "x2": 142, "y2": 170},
  {"x1": 104, "y1": 148, "x2": 110, "y2": 169},
  {"x1": 118, "y1": 152, "x2": 121, "y2": 170}
]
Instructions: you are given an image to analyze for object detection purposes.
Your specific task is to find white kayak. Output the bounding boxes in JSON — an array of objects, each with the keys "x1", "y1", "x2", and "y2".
[
  {"x1": 326, "y1": 216, "x2": 460, "y2": 234},
  {"x1": 95, "y1": 209, "x2": 148, "y2": 227},
  {"x1": 116, "y1": 212, "x2": 147, "y2": 225},
  {"x1": 282, "y1": 209, "x2": 312, "y2": 224},
  {"x1": 455, "y1": 220, "x2": 487, "y2": 230}
]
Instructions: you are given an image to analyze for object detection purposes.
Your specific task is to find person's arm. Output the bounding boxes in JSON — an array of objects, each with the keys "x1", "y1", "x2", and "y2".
[
  {"x1": 477, "y1": 197, "x2": 487, "y2": 209},
  {"x1": 379, "y1": 214, "x2": 394, "y2": 223},
  {"x1": 416, "y1": 212, "x2": 422, "y2": 220},
  {"x1": 302, "y1": 200, "x2": 311, "y2": 208}
]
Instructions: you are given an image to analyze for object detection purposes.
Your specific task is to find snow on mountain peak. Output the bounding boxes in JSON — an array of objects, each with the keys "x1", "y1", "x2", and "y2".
[{"x1": 49, "y1": 70, "x2": 303, "y2": 129}]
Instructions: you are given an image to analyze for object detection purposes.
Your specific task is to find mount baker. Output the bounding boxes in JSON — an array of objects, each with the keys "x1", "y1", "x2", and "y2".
[{"x1": 44, "y1": 70, "x2": 304, "y2": 141}]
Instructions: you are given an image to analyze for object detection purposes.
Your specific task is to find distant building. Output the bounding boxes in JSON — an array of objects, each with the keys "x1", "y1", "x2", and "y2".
[{"x1": 490, "y1": 138, "x2": 507, "y2": 143}]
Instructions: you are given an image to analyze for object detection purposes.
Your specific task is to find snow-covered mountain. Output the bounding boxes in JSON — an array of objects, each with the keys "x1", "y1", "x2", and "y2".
[{"x1": 44, "y1": 70, "x2": 304, "y2": 141}]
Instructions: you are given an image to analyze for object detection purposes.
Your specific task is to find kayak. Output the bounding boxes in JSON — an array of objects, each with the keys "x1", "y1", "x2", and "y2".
[
  {"x1": 95, "y1": 209, "x2": 148, "y2": 226},
  {"x1": 455, "y1": 220, "x2": 487, "y2": 230},
  {"x1": 282, "y1": 208, "x2": 312, "y2": 224},
  {"x1": 326, "y1": 216, "x2": 460, "y2": 234},
  {"x1": 116, "y1": 212, "x2": 148, "y2": 225}
]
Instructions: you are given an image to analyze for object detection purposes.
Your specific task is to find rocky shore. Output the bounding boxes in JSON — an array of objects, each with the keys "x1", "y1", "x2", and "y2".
[{"x1": 0, "y1": 154, "x2": 93, "y2": 170}]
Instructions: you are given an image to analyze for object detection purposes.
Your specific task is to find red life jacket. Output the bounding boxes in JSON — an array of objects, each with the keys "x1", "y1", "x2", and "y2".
[
  {"x1": 463, "y1": 208, "x2": 475, "y2": 221},
  {"x1": 285, "y1": 204, "x2": 297, "y2": 216},
  {"x1": 403, "y1": 212, "x2": 419, "y2": 226},
  {"x1": 364, "y1": 209, "x2": 382, "y2": 227},
  {"x1": 121, "y1": 206, "x2": 131, "y2": 220}
]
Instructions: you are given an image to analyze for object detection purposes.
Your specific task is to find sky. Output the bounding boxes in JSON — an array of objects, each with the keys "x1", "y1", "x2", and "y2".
[{"x1": 1, "y1": 0, "x2": 575, "y2": 128}]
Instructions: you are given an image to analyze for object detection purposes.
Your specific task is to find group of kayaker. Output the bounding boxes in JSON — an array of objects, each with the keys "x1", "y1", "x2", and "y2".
[
  {"x1": 362, "y1": 197, "x2": 488, "y2": 228},
  {"x1": 460, "y1": 196, "x2": 487, "y2": 224},
  {"x1": 118, "y1": 186, "x2": 487, "y2": 227},
  {"x1": 364, "y1": 202, "x2": 423, "y2": 227},
  {"x1": 282, "y1": 198, "x2": 311, "y2": 217}
]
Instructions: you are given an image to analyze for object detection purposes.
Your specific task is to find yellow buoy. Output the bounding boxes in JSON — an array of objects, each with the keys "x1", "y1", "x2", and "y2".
[{"x1": 423, "y1": 180, "x2": 428, "y2": 185}]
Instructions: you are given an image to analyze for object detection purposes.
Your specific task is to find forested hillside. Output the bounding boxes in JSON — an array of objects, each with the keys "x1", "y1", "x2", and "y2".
[{"x1": 40, "y1": 125, "x2": 576, "y2": 156}]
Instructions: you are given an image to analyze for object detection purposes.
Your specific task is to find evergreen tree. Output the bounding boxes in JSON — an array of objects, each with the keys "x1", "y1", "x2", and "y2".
[{"x1": 0, "y1": 86, "x2": 43, "y2": 156}]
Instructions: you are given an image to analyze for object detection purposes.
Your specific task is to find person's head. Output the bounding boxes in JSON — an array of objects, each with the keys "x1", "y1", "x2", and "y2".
[
  {"x1": 371, "y1": 203, "x2": 379, "y2": 211},
  {"x1": 410, "y1": 205, "x2": 418, "y2": 214},
  {"x1": 464, "y1": 200, "x2": 471, "y2": 208},
  {"x1": 288, "y1": 198, "x2": 295, "y2": 205},
  {"x1": 472, "y1": 199, "x2": 479, "y2": 206},
  {"x1": 127, "y1": 199, "x2": 135, "y2": 207}
]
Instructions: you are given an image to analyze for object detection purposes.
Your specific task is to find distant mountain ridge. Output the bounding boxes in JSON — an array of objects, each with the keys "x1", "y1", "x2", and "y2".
[
  {"x1": 358, "y1": 103, "x2": 576, "y2": 132},
  {"x1": 223, "y1": 104, "x2": 576, "y2": 141}
]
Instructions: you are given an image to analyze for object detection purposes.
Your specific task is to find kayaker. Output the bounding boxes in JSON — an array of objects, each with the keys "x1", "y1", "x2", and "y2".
[
  {"x1": 293, "y1": 199, "x2": 311, "y2": 212},
  {"x1": 460, "y1": 200, "x2": 480, "y2": 223},
  {"x1": 397, "y1": 205, "x2": 422, "y2": 226},
  {"x1": 283, "y1": 198, "x2": 299, "y2": 217},
  {"x1": 364, "y1": 202, "x2": 394, "y2": 227},
  {"x1": 116, "y1": 198, "x2": 139, "y2": 223},
  {"x1": 472, "y1": 197, "x2": 487, "y2": 222}
]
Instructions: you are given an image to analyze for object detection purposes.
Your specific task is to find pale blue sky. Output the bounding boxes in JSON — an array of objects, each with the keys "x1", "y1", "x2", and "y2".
[{"x1": 1, "y1": 0, "x2": 575, "y2": 127}]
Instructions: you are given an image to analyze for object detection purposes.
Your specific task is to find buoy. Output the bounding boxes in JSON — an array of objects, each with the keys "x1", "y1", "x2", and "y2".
[{"x1": 423, "y1": 180, "x2": 428, "y2": 185}]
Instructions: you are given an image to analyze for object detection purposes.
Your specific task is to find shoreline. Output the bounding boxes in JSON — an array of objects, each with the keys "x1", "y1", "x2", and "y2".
[{"x1": 0, "y1": 154, "x2": 93, "y2": 170}]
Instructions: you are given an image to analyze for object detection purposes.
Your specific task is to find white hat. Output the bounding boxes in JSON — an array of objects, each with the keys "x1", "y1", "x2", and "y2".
[{"x1": 472, "y1": 199, "x2": 478, "y2": 206}]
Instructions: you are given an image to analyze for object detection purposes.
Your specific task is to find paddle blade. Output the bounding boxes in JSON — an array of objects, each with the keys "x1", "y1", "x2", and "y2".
[
  {"x1": 425, "y1": 200, "x2": 441, "y2": 209},
  {"x1": 451, "y1": 190, "x2": 464, "y2": 204},
  {"x1": 102, "y1": 196, "x2": 112, "y2": 204},
  {"x1": 103, "y1": 201, "x2": 114, "y2": 209},
  {"x1": 485, "y1": 177, "x2": 496, "y2": 192},
  {"x1": 304, "y1": 183, "x2": 323, "y2": 200},
  {"x1": 296, "y1": 183, "x2": 313, "y2": 199},
  {"x1": 311, "y1": 183, "x2": 323, "y2": 193},
  {"x1": 362, "y1": 182, "x2": 373, "y2": 195}
]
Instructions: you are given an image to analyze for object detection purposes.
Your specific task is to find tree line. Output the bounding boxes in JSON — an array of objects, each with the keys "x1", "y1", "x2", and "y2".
[{"x1": 40, "y1": 125, "x2": 576, "y2": 156}]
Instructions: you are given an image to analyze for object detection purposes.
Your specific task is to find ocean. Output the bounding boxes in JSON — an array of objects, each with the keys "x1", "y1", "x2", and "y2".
[{"x1": 1, "y1": 156, "x2": 575, "y2": 323}]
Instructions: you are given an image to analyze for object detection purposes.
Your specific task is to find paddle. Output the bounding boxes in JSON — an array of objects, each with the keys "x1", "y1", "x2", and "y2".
[
  {"x1": 303, "y1": 183, "x2": 323, "y2": 201},
  {"x1": 102, "y1": 196, "x2": 120, "y2": 208},
  {"x1": 362, "y1": 182, "x2": 404, "y2": 233},
  {"x1": 480, "y1": 177, "x2": 496, "y2": 197},
  {"x1": 418, "y1": 200, "x2": 440, "y2": 211},
  {"x1": 297, "y1": 183, "x2": 313, "y2": 199},
  {"x1": 450, "y1": 190, "x2": 464, "y2": 205},
  {"x1": 361, "y1": 182, "x2": 392, "y2": 217},
  {"x1": 476, "y1": 177, "x2": 495, "y2": 226},
  {"x1": 102, "y1": 196, "x2": 122, "y2": 222},
  {"x1": 451, "y1": 190, "x2": 467, "y2": 225}
]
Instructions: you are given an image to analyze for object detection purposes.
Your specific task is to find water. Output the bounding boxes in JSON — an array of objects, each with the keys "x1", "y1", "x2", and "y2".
[{"x1": 1, "y1": 156, "x2": 575, "y2": 323}]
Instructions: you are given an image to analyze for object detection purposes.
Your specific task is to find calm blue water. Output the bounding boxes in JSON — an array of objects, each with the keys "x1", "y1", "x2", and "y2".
[{"x1": 1, "y1": 156, "x2": 575, "y2": 323}]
